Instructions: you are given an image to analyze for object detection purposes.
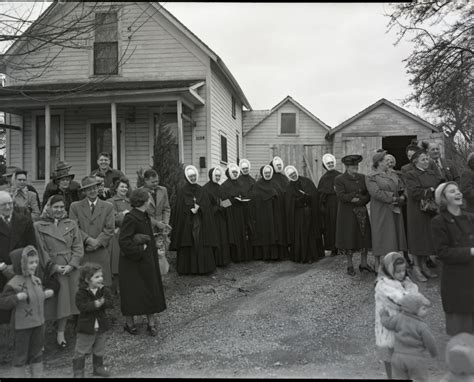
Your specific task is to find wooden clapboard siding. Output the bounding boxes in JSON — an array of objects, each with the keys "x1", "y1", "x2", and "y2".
[
  {"x1": 244, "y1": 144, "x2": 272, "y2": 179},
  {"x1": 6, "y1": 114, "x2": 22, "y2": 168}
]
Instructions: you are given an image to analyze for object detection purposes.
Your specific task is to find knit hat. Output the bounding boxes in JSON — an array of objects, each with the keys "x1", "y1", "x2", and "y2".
[
  {"x1": 445, "y1": 333, "x2": 474, "y2": 375},
  {"x1": 400, "y1": 292, "x2": 431, "y2": 315},
  {"x1": 435, "y1": 181, "x2": 458, "y2": 206}
]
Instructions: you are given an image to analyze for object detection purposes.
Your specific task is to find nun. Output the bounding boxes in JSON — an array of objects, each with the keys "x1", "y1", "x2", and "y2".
[
  {"x1": 285, "y1": 165, "x2": 324, "y2": 263},
  {"x1": 269, "y1": 156, "x2": 289, "y2": 191},
  {"x1": 202, "y1": 167, "x2": 231, "y2": 267},
  {"x1": 317, "y1": 153, "x2": 342, "y2": 256},
  {"x1": 237, "y1": 159, "x2": 256, "y2": 194},
  {"x1": 334, "y1": 155, "x2": 373, "y2": 276},
  {"x1": 169, "y1": 165, "x2": 217, "y2": 275}
]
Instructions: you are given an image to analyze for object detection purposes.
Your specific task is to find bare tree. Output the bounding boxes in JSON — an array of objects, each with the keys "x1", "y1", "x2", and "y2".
[{"x1": 386, "y1": 0, "x2": 473, "y2": 159}]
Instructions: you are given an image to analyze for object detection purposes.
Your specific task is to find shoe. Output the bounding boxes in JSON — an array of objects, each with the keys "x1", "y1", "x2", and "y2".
[
  {"x1": 359, "y1": 264, "x2": 375, "y2": 274},
  {"x1": 412, "y1": 266, "x2": 427, "y2": 282},
  {"x1": 146, "y1": 325, "x2": 157, "y2": 337},
  {"x1": 123, "y1": 323, "x2": 138, "y2": 335},
  {"x1": 93, "y1": 355, "x2": 111, "y2": 377},
  {"x1": 56, "y1": 339, "x2": 67, "y2": 349},
  {"x1": 426, "y1": 258, "x2": 437, "y2": 268},
  {"x1": 421, "y1": 267, "x2": 438, "y2": 279},
  {"x1": 346, "y1": 266, "x2": 356, "y2": 276}
]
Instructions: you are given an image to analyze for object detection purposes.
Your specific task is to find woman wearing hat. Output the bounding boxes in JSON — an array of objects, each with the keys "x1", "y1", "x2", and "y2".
[
  {"x1": 431, "y1": 182, "x2": 474, "y2": 336},
  {"x1": 460, "y1": 152, "x2": 474, "y2": 212},
  {"x1": 317, "y1": 153, "x2": 342, "y2": 256},
  {"x1": 335, "y1": 154, "x2": 373, "y2": 276},
  {"x1": 366, "y1": 151, "x2": 407, "y2": 273},
  {"x1": 42, "y1": 162, "x2": 80, "y2": 213},
  {"x1": 404, "y1": 145, "x2": 442, "y2": 282},
  {"x1": 170, "y1": 165, "x2": 217, "y2": 275}
]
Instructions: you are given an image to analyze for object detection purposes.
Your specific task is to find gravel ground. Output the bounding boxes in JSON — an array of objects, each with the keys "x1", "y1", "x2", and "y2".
[{"x1": 0, "y1": 252, "x2": 450, "y2": 379}]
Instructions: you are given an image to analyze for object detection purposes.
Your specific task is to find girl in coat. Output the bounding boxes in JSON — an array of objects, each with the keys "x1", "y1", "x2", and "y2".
[
  {"x1": 374, "y1": 251, "x2": 419, "y2": 380},
  {"x1": 34, "y1": 194, "x2": 84, "y2": 349},
  {"x1": 431, "y1": 182, "x2": 474, "y2": 336}
]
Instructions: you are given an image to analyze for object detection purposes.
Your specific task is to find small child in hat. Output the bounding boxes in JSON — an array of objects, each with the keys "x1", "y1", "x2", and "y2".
[
  {"x1": 380, "y1": 292, "x2": 438, "y2": 381},
  {"x1": 441, "y1": 332, "x2": 474, "y2": 382}
]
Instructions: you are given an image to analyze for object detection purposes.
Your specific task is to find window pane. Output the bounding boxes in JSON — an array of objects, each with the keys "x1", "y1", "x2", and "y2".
[
  {"x1": 221, "y1": 135, "x2": 228, "y2": 163},
  {"x1": 95, "y1": 13, "x2": 117, "y2": 42},
  {"x1": 94, "y1": 42, "x2": 118, "y2": 75},
  {"x1": 281, "y1": 113, "x2": 296, "y2": 134}
]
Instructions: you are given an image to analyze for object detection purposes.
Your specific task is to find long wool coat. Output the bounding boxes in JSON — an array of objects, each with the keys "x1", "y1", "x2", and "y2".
[
  {"x1": 118, "y1": 208, "x2": 166, "y2": 316},
  {"x1": 431, "y1": 211, "x2": 474, "y2": 314},
  {"x1": 317, "y1": 170, "x2": 341, "y2": 250},
  {"x1": 34, "y1": 218, "x2": 83, "y2": 320},
  {"x1": 106, "y1": 195, "x2": 131, "y2": 275},
  {"x1": 69, "y1": 198, "x2": 114, "y2": 286},
  {"x1": 404, "y1": 167, "x2": 442, "y2": 256},
  {"x1": 366, "y1": 171, "x2": 407, "y2": 257},
  {"x1": 460, "y1": 168, "x2": 474, "y2": 213},
  {"x1": 334, "y1": 172, "x2": 372, "y2": 250}
]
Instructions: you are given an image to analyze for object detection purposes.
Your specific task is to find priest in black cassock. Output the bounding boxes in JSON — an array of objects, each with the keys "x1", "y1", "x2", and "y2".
[
  {"x1": 220, "y1": 163, "x2": 252, "y2": 262},
  {"x1": 317, "y1": 153, "x2": 342, "y2": 256},
  {"x1": 285, "y1": 166, "x2": 324, "y2": 263},
  {"x1": 170, "y1": 165, "x2": 217, "y2": 275},
  {"x1": 248, "y1": 165, "x2": 281, "y2": 261},
  {"x1": 202, "y1": 167, "x2": 231, "y2": 267}
]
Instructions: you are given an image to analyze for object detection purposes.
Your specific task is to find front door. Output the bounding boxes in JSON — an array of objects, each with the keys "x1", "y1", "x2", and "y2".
[{"x1": 90, "y1": 123, "x2": 121, "y2": 172}]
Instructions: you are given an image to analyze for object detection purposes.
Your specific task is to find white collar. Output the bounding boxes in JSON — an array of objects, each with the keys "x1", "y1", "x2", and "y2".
[{"x1": 88, "y1": 199, "x2": 98, "y2": 206}]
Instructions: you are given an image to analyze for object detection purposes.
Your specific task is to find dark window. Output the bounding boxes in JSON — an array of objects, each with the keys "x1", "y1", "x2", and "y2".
[
  {"x1": 280, "y1": 113, "x2": 296, "y2": 134},
  {"x1": 94, "y1": 13, "x2": 118, "y2": 75},
  {"x1": 220, "y1": 134, "x2": 228, "y2": 163},
  {"x1": 236, "y1": 133, "x2": 240, "y2": 163},
  {"x1": 231, "y1": 96, "x2": 236, "y2": 119},
  {"x1": 90, "y1": 123, "x2": 121, "y2": 171},
  {"x1": 36, "y1": 115, "x2": 61, "y2": 180}
]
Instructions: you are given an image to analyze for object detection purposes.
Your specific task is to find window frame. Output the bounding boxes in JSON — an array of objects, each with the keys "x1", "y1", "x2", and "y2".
[
  {"x1": 220, "y1": 132, "x2": 228, "y2": 165},
  {"x1": 278, "y1": 110, "x2": 299, "y2": 136}
]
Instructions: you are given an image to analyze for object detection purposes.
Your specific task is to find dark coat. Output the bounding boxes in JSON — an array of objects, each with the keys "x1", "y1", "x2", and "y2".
[
  {"x1": 75, "y1": 286, "x2": 113, "y2": 335},
  {"x1": 404, "y1": 167, "x2": 442, "y2": 256},
  {"x1": 334, "y1": 172, "x2": 371, "y2": 250},
  {"x1": 118, "y1": 209, "x2": 166, "y2": 316},
  {"x1": 42, "y1": 181, "x2": 81, "y2": 212},
  {"x1": 317, "y1": 170, "x2": 341, "y2": 250},
  {"x1": 460, "y1": 168, "x2": 474, "y2": 213},
  {"x1": 428, "y1": 158, "x2": 461, "y2": 183},
  {"x1": 430, "y1": 211, "x2": 474, "y2": 313}
]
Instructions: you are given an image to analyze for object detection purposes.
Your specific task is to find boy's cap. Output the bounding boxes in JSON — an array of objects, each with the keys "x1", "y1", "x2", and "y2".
[{"x1": 400, "y1": 292, "x2": 431, "y2": 314}]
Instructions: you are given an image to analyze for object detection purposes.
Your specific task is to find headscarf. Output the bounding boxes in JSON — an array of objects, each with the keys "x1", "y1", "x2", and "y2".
[
  {"x1": 208, "y1": 167, "x2": 222, "y2": 184},
  {"x1": 261, "y1": 165, "x2": 274, "y2": 181},
  {"x1": 270, "y1": 156, "x2": 284, "y2": 173},
  {"x1": 322, "y1": 153, "x2": 336, "y2": 170},
  {"x1": 227, "y1": 163, "x2": 240, "y2": 180},
  {"x1": 239, "y1": 159, "x2": 251, "y2": 175},
  {"x1": 284, "y1": 165, "x2": 299, "y2": 182},
  {"x1": 378, "y1": 251, "x2": 406, "y2": 280},
  {"x1": 185, "y1": 165, "x2": 199, "y2": 184},
  {"x1": 40, "y1": 194, "x2": 67, "y2": 222}
]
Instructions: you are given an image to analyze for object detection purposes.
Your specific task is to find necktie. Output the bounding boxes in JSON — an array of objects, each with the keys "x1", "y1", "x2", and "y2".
[
  {"x1": 4, "y1": 216, "x2": 11, "y2": 226},
  {"x1": 91, "y1": 203, "x2": 95, "y2": 215},
  {"x1": 437, "y1": 159, "x2": 443, "y2": 169}
]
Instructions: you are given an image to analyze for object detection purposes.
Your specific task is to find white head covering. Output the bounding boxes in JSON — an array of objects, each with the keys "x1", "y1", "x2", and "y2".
[
  {"x1": 239, "y1": 159, "x2": 251, "y2": 174},
  {"x1": 284, "y1": 165, "x2": 299, "y2": 181},
  {"x1": 435, "y1": 181, "x2": 458, "y2": 206},
  {"x1": 184, "y1": 165, "x2": 199, "y2": 184},
  {"x1": 211, "y1": 167, "x2": 222, "y2": 184},
  {"x1": 322, "y1": 153, "x2": 336, "y2": 169},
  {"x1": 272, "y1": 156, "x2": 284, "y2": 173},
  {"x1": 262, "y1": 165, "x2": 274, "y2": 181},
  {"x1": 228, "y1": 163, "x2": 240, "y2": 180}
]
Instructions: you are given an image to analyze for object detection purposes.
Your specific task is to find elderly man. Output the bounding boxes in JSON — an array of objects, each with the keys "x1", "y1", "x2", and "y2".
[
  {"x1": 10, "y1": 170, "x2": 41, "y2": 221},
  {"x1": 90, "y1": 152, "x2": 124, "y2": 192},
  {"x1": 427, "y1": 142, "x2": 460, "y2": 183},
  {"x1": 0, "y1": 190, "x2": 36, "y2": 323},
  {"x1": 69, "y1": 176, "x2": 115, "y2": 286},
  {"x1": 139, "y1": 169, "x2": 171, "y2": 233}
]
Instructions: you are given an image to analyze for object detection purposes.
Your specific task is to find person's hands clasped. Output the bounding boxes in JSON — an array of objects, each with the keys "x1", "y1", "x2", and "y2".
[
  {"x1": 16, "y1": 292, "x2": 28, "y2": 301},
  {"x1": 94, "y1": 297, "x2": 105, "y2": 308},
  {"x1": 350, "y1": 197, "x2": 360, "y2": 203}
]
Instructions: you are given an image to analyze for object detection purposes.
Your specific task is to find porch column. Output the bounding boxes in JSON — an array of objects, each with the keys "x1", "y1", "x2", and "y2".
[
  {"x1": 111, "y1": 102, "x2": 118, "y2": 169},
  {"x1": 177, "y1": 99, "x2": 184, "y2": 163},
  {"x1": 45, "y1": 104, "x2": 51, "y2": 186}
]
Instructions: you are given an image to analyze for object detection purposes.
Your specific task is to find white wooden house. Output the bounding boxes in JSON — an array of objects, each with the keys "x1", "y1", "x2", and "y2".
[
  {"x1": 0, "y1": 2, "x2": 251, "y2": 196},
  {"x1": 242, "y1": 96, "x2": 331, "y2": 182}
]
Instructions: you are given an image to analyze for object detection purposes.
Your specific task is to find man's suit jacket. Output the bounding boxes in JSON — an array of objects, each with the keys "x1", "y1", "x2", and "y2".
[
  {"x1": 428, "y1": 158, "x2": 460, "y2": 183},
  {"x1": 140, "y1": 185, "x2": 171, "y2": 226}
]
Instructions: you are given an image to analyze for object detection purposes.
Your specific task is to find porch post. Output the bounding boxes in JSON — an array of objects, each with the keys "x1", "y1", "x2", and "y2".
[
  {"x1": 45, "y1": 104, "x2": 51, "y2": 186},
  {"x1": 111, "y1": 102, "x2": 118, "y2": 169},
  {"x1": 177, "y1": 99, "x2": 184, "y2": 163}
]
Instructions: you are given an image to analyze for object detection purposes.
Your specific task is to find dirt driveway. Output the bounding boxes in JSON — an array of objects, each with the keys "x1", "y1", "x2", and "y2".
[{"x1": 0, "y1": 254, "x2": 449, "y2": 379}]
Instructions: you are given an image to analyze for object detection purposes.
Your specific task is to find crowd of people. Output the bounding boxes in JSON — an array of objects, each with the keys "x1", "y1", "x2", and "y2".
[{"x1": 0, "y1": 141, "x2": 472, "y2": 379}]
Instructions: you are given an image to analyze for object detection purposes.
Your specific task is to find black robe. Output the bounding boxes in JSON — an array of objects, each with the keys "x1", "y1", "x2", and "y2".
[
  {"x1": 248, "y1": 178, "x2": 281, "y2": 260},
  {"x1": 237, "y1": 174, "x2": 256, "y2": 195},
  {"x1": 267, "y1": 165, "x2": 289, "y2": 259},
  {"x1": 202, "y1": 170, "x2": 231, "y2": 267},
  {"x1": 170, "y1": 181, "x2": 217, "y2": 275},
  {"x1": 286, "y1": 176, "x2": 325, "y2": 263},
  {"x1": 317, "y1": 170, "x2": 341, "y2": 250},
  {"x1": 220, "y1": 173, "x2": 252, "y2": 262}
]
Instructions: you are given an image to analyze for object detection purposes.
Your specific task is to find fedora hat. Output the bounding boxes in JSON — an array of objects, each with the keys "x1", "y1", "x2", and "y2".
[
  {"x1": 80, "y1": 176, "x2": 101, "y2": 190},
  {"x1": 54, "y1": 171, "x2": 75, "y2": 182}
]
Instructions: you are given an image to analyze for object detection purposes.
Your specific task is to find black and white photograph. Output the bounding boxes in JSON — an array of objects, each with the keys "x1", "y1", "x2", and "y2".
[{"x1": 0, "y1": 1, "x2": 473, "y2": 379}]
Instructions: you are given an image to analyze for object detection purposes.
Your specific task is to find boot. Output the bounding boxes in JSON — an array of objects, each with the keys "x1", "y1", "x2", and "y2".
[
  {"x1": 30, "y1": 362, "x2": 44, "y2": 378},
  {"x1": 93, "y1": 355, "x2": 111, "y2": 377},
  {"x1": 13, "y1": 366, "x2": 27, "y2": 378},
  {"x1": 412, "y1": 266, "x2": 427, "y2": 282},
  {"x1": 72, "y1": 357, "x2": 85, "y2": 378},
  {"x1": 421, "y1": 264, "x2": 438, "y2": 279}
]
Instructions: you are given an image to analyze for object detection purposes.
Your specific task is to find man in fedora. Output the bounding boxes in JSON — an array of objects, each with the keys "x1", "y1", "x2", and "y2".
[
  {"x1": 69, "y1": 176, "x2": 114, "y2": 286},
  {"x1": 2, "y1": 166, "x2": 41, "y2": 207},
  {"x1": 42, "y1": 161, "x2": 81, "y2": 212}
]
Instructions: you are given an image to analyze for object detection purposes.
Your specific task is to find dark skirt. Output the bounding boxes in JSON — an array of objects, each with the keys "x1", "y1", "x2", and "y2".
[
  {"x1": 322, "y1": 194, "x2": 338, "y2": 250},
  {"x1": 252, "y1": 245, "x2": 280, "y2": 261},
  {"x1": 213, "y1": 245, "x2": 231, "y2": 267},
  {"x1": 229, "y1": 241, "x2": 252, "y2": 263},
  {"x1": 177, "y1": 246, "x2": 216, "y2": 275},
  {"x1": 445, "y1": 312, "x2": 474, "y2": 336}
]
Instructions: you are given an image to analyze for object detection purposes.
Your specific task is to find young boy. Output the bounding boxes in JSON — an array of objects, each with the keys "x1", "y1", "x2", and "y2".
[
  {"x1": 0, "y1": 246, "x2": 54, "y2": 378},
  {"x1": 73, "y1": 262, "x2": 113, "y2": 378},
  {"x1": 380, "y1": 292, "x2": 438, "y2": 381}
]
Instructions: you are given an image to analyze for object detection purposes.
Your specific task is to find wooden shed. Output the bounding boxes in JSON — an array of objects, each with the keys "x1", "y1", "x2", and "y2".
[{"x1": 326, "y1": 98, "x2": 444, "y2": 175}]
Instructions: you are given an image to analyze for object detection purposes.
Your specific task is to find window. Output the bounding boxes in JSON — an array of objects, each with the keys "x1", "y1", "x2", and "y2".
[
  {"x1": 90, "y1": 123, "x2": 121, "y2": 172},
  {"x1": 236, "y1": 132, "x2": 240, "y2": 164},
  {"x1": 280, "y1": 113, "x2": 296, "y2": 134},
  {"x1": 36, "y1": 115, "x2": 61, "y2": 180},
  {"x1": 94, "y1": 12, "x2": 118, "y2": 75},
  {"x1": 220, "y1": 133, "x2": 228, "y2": 164},
  {"x1": 231, "y1": 95, "x2": 236, "y2": 119}
]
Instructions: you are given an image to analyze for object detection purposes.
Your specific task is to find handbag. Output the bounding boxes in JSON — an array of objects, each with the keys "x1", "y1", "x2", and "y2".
[{"x1": 420, "y1": 197, "x2": 438, "y2": 215}]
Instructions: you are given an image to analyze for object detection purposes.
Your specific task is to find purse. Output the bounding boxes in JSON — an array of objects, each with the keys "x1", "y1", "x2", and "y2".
[{"x1": 420, "y1": 196, "x2": 438, "y2": 215}]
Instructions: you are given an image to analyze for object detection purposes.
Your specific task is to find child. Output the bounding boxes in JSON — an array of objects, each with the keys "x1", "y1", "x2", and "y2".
[
  {"x1": 155, "y1": 232, "x2": 170, "y2": 275},
  {"x1": 0, "y1": 245, "x2": 54, "y2": 378},
  {"x1": 374, "y1": 251, "x2": 419, "y2": 379},
  {"x1": 380, "y1": 292, "x2": 438, "y2": 381},
  {"x1": 73, "y1": 262, "x2": 113, "y2": 378},
  {"x1": 441, "y1": 332, "x2": 474, "y2": 382}
]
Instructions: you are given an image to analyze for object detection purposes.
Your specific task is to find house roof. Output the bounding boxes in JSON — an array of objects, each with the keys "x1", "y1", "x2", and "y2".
[
  {"x1": 326, "y1": 98, "x2": 439, "y2": 137},
  {"x1": 242, "y1": 109, "x2": 271, "y2": 135},
  {"x1": 243, "y1": 95, "x2": 331, "y2": 137}
]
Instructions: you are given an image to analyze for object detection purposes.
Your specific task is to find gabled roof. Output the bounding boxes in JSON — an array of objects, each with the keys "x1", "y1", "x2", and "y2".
[
  {"x1": 243, "y1": 109, "x2": 271, "y2": 135},
  {"x1": 326, "y1": 98, "x2": 439, "y2": 137},
  {"x1": 243, "y1": 95, "x2": 331, "y2": 137}
]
